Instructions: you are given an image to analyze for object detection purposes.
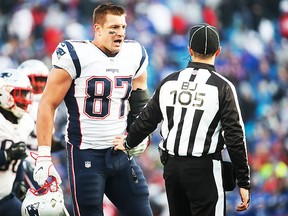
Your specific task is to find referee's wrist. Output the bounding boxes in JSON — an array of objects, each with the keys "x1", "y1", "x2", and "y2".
[{"x1": 123, "y1": 138, "x2": 132, "y2": 150}]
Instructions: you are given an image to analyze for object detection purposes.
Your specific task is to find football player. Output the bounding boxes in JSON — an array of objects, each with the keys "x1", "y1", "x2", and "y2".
[
  {"x1": 17, "y1": 59, "x2": 49, "y2": 151},
  {"x1": 16, "y1": 60, "x2": 50, "y2": 196},
  {"x1": 18, "y1": 59, "x2": 71, "y2": 214},
  {"x1": 33, "y1": 3, "x2": 153, "y2": 216},
  {"x1": 0, "y1": 68, "x2": 34, "y2": 215}
]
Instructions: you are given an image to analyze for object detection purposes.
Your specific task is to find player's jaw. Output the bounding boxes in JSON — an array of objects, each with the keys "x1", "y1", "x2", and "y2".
[
  {"x1": 103, "y1": 32, "x2": 124, "y2": 55},
  {"x1": 109, "y1": 29, "x2": 126, "y2": 52}
]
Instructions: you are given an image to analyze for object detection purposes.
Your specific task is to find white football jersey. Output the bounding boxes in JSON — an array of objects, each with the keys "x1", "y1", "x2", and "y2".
[
  {"x1": 26, "y1": 100, "x2": 66, "y2": 151},
  {"x1": 0, "y1": 112, "x2": 34, "y2": 199},
  {"x1": 26, "y1": 101, "x2": 38, "y2": 150},
  {"x1": 52, "y1": 40, "x2": 148, "y2": 149}
]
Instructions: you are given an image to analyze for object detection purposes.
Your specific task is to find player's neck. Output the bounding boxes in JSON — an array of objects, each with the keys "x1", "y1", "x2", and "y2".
[{"x1": 91, "y1": 40, "x2": 118, "y2": 57}]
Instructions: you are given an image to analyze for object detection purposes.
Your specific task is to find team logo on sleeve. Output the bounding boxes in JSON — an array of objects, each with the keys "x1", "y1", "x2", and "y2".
[
  {"x1": 56, "y1": 47, "x2": 66, "y2": 60},
  {"x1": 0, "y1": 72, "x2": 12, "y2": 78},
  {"x1": 25, "y1": 202, "x2": 40, "y2": 215}
]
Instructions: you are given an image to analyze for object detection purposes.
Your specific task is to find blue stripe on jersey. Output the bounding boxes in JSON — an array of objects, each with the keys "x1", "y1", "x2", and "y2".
[
  {"x1": 62, "y1": 41, "x2": 82, "y2": 146},
  {"x1": 135, "y1": 44, "x2": 146, "y2": 76},
  {"x1": 64, "y1": 80, "x2": 82, "y2": 147},
  {"x1": 63, "y1": 41, "x2": 81, "y2": 78}
]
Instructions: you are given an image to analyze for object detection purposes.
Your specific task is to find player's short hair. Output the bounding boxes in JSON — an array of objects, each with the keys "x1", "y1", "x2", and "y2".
[{"x1": 93, "y1": 2, "x2": 126, "y2": 25}]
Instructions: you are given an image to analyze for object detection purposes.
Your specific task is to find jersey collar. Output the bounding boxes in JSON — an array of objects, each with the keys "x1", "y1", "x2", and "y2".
[{"x1": 187, "y1": 61, "x2": 216, "y2": 72}]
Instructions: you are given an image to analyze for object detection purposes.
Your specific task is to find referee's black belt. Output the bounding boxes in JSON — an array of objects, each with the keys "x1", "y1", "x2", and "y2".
[{"x1": 167, "y1": 152, "x2": 221, "y2": 161}]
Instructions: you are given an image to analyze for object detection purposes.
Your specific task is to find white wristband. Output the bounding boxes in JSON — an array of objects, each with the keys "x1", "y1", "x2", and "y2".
[{"x1": 38, "y1": 146, "x2": 51, "y2": 157}]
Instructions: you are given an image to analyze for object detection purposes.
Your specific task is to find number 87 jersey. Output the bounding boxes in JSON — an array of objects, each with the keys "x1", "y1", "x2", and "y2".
[{"x1": 51, "y1": 39, "x2": 148, "y2": 150}]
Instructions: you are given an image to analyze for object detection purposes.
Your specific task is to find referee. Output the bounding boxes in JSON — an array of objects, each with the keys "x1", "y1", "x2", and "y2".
[{"x1": 114, "y1": 23, "x2": 251, "y2": 216}]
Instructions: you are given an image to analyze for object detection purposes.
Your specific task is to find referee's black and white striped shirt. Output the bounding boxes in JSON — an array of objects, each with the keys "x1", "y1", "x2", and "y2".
[{"x1": 126, "y1": 61, "x2": 250, "y2": 188}]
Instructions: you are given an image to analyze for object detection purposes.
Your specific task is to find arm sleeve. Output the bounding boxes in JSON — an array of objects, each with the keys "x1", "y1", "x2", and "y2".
[
  {"x1": 133, "y1": 43, "x2": 148, "y2": 79},
  {"x1": 220, "y1": 83, "x2": 251, "y2": 189},
  {"x1": 126, "y1": 88, "x2": 163, "y2": 148},
  {"x1": 52, "y1": 41, "x2": 77, "y2": 79},
  {"x1": 127, "y1": 89, "x2": 150, "y2": 132}
]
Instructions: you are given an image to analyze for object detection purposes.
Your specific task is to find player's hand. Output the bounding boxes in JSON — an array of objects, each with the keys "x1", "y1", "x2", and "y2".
[
  {"x1": 5, "y1": 141, "x2": 27, "y2": 162},
  {"x1": 33, "y1": 146, "x2": 62, "y2": 186},
  {"x1": 113, "y1": 135, "x2": 126, "y2": 151},
  {"x1": 236, "y1": 187, "x2": 250, "y2": 211}
]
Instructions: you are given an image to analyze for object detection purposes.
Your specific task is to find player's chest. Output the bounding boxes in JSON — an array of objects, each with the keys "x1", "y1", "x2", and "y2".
[{"x1": 77, "y1": 49, "x2": 137, "y2": 77}]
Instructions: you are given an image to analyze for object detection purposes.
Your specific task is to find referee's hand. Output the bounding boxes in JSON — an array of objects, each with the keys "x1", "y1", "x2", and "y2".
[{"x1": 236, "y1": 187, "x2": 250, "y2": 211}]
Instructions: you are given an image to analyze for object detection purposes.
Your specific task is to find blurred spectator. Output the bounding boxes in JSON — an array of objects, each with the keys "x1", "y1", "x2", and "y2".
[{"x1": 279, "y1": 0, "x2": 288, "y2": 38}]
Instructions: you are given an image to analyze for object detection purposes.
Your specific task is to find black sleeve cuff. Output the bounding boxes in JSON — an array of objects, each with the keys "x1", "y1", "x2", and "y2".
[
  {"x1": 237, "y1": 183, "x2": 251, "y2": 190},
  {"x1": 123, "y1": 139, "x2": 132, "y2": 150}
]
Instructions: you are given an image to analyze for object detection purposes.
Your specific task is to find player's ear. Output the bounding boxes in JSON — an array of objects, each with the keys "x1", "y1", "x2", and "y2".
[{"x1": 94, "y1": 23, "x2": 101, "y2": 35}]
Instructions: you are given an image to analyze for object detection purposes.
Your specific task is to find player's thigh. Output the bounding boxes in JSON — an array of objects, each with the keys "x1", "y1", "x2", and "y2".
[
  {"x1": 76, "y1": 172, "x2": 105, "y2": 205},
  {"x1": 67, "y1": 144, "x2": 107, "y2": 215},
  {"x1": 105, "y1": 159, "x2": 153, "y2": 216}
]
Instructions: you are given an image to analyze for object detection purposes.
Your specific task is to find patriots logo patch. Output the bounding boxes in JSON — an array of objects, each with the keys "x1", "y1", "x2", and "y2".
[
  {"x1": 0, "y1": 72, "x2": 12, "y2": 78},
  {"x1": 106, "y1": 69, "x2": 119, "y2": 73},
  {"x1": 56, "y1": 47, "x2": 66, "y2": 60},
  {"x1": 25, "y1": 202, "x2": 40, "y2": 216}
]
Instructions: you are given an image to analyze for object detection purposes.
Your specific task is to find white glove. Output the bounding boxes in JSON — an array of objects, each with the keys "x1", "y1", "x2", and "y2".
[
  {"x1": 128, "y1": 135, "x2": 151, "y2": 157},
  {"x1": 33, "y1": 146, "x2": 62, "y2": 186}
]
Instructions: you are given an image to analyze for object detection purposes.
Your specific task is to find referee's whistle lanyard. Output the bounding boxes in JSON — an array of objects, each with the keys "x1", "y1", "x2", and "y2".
[{"x1": 158, "y1": 148, "x2": 221, "y2": 165}]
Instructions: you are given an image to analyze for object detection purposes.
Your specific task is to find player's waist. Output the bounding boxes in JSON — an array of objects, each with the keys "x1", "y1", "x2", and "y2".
[{"x1": 67, "y1": 136, "x2": 118, "y2": 150}]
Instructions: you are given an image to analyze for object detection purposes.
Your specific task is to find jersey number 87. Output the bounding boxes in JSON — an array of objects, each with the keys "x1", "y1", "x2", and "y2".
[{"x1": 84, "y1": 76, "x2": 132, "y2": 119}]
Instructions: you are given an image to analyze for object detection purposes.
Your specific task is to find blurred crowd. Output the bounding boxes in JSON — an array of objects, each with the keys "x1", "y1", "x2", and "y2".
[{"x1": 1, "y1": 0, "x2": 288, "y2": 215}]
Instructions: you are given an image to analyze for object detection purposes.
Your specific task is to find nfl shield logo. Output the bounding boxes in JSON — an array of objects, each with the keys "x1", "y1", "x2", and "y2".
[{"x1": 85, "y1": 161, "x2": 91, "y2": 168}]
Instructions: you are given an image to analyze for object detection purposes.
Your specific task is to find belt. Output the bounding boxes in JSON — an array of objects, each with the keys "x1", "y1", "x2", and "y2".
[
  {"x1": 167, "y1": 152, "x2": 221, "y2": 160},
  {"x1": 159, "y1": 148, "x2": 221, "y2": 165}
]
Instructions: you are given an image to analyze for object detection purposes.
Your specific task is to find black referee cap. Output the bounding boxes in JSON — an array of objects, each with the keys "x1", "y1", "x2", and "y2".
[{"x1": 189, "y1": 23, "x2": 220, "y2": 55}]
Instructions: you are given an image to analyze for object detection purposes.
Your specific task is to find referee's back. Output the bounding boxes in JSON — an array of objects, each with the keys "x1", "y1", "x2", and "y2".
[
  {"x1": 158, "y1": 61, "x2": 242, "y2": 157},
  {"x1": 123, "y1": 23, "x2": 251, "y2": 216}
]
